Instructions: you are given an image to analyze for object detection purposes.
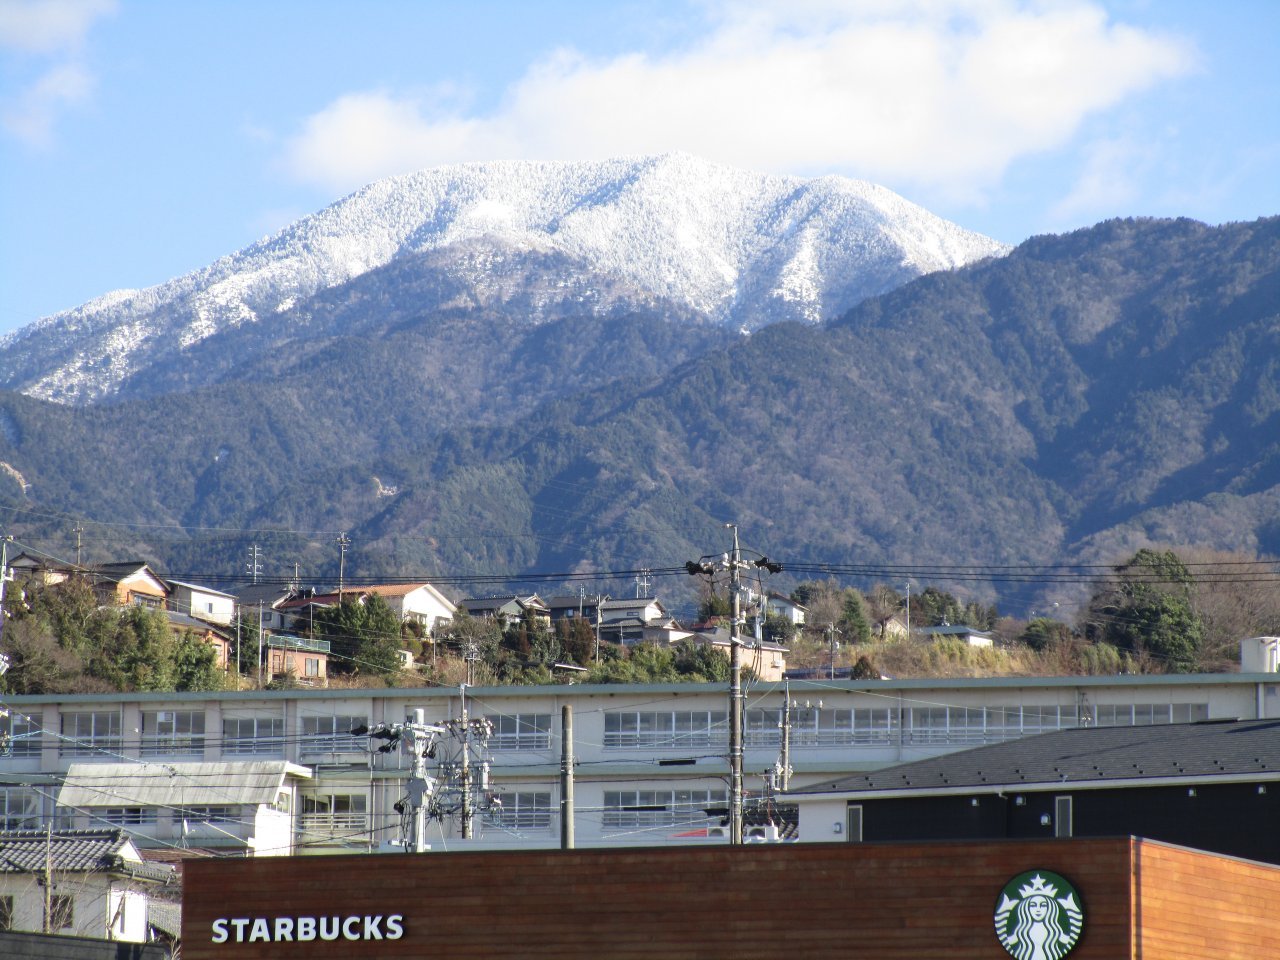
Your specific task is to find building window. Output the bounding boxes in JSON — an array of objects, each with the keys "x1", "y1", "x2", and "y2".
[
  {"x1": 100, "y1": 807, "x2": 157, "y2": 826},
  {"x1": 0, "y1": 786, "x2": 43, "y2": 830},
  {"x1": 51, "y1": 894, "x2": 74, "y2": 929},
  {"x1": 300, "y1": 793, "x2": 368, "y2": 834},
  {"x1": 0, "y1": 711, "x2": 41, "y2": 757},
  {"x1": 222, "y1": 716, "x2": 284, "y2": 755},
  {"x1": 1092, "y1": 702, "x2": 1208, "y2": 726},
  {"x1": 603, "y1": 788, "x2": 727, "y2": 829},
  {"x1": 178, "y1": 806, "x2": 236, "y2": 825},
  {"x1": 141, "y1": 710, "x2": 205, "y2": 757},
  {"x1": 847, "y1": 805, "x2": 864, "y2": 843},
  {"x1": 59, "y1": 711, "x2": 122, "y2": 757},
  {"x1": 0, "y1": 895, "x2": 12, "y2": 931},
  {"x1": 304, "y1": 657, "x2": 320, "y2": 677},
  {"x1": 604, "y1": 711, "x2": 727, "y2": 748},
  {"x1": 488, "y1": 714, "x2": 552, "y2": 751},
  {"x1": 746, "y1": 707, "x2": 899, "y2": 748},
  {"x1": 486, "y1": 791, "x2": 553, "y2": 831},
  {"x1": 300, "y1": 715, "x2": 367, "y2": 755},
  {"x1": 1055, "y1": 796, "x2": 1073, "y2": 838}
]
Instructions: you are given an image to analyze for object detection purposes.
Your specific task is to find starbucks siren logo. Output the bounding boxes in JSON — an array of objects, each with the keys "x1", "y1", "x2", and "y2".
[{"x1": 994, "y1": 870, "x2": 1084, "y2": 960}]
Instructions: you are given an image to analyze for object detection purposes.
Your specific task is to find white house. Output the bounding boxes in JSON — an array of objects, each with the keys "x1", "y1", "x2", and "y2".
[
  {"x1": 0, "y1": 829, "x2": 175, "y2": 942},
  {"x1": 916, "y1": 624, "x2": 994, "y2": 648},
  {"x1": 362, "y1": 583, "x2": 457, "y2": 635},
  {"x1": 166, "y1": 579, "x2": 237, "y2": 626},
  {"x1": 764, "y1": 592, "x2": 807, "y2": 626},
  {"x1": 57, "y1": 760, "x2": 312, "y2": 857}
]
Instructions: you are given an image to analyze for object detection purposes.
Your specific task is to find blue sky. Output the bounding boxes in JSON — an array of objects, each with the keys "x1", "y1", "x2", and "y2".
[{"x1": 1, "y1": 0, "x2": 1277, "y2": 336}]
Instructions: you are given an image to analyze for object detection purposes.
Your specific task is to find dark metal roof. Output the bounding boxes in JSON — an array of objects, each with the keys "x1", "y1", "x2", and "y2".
[{"x1": 790, "y1": 719, "x2": 1280, "y2": 798}]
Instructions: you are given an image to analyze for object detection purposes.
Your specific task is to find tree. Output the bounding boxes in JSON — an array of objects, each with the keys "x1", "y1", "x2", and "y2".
[
  {"x1": 313, "y1": 596, "x2": 402, "y2": 680},
  {"x1": 79, "y1": 605, "x2": 177, "y2": 691},
  {"x1": 1083, "y1": 549, "x2": 1206, "y2": 672},
  {"x1": 172, "y1": 631, "x2": 226, "y2": 691},
  {"x1": 0, "y1": 618, "x2": 87, "y2": 694},
  {"x1": 1020, "y1": 618, "x2": 1073, "y2": 652},
  {"x1": 839, "y1": 590, "x2": 873, "y2": 644}
]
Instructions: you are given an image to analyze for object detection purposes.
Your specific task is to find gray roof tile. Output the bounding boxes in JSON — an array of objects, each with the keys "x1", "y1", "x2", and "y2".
[{"x1": 792, "y1": 718, "x2": 1280, "y2": 796}]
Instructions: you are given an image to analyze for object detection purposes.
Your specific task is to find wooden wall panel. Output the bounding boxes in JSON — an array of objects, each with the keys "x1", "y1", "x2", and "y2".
[
  {"x1": 1135, "y1": 840, "x2": 1280, "y2": 959},
  {"x1": 183, "y1": 839, "x2": 1142, "y2": 960}
]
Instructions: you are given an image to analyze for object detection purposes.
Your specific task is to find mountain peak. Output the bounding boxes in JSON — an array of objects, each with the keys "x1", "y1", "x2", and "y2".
[{"x1": 0, "y1": 155, "x2": 1008, "y2": 404}]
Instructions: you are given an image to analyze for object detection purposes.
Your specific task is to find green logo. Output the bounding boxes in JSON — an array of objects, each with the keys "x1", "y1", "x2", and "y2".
[{"x1": 994, "y1": 870, "x2": 1084, "y2": 960}]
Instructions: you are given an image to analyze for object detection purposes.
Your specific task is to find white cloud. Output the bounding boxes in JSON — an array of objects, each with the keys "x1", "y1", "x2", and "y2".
[
  {"x1": 0, "y1": 0, "x2": 115, "y2": 147},
  {"x1": 0, "y1": 0, "x2": 116, "y2": 54},
  {"x1": 2, "y1": 60, "x2": 92, "y2": 146},
  {"x1": 281, "y1": 0, "x2": 1196, "y2": 198},
  {"x1": 1049, "y1": 135, "x2": 1153, "y2": 226}
]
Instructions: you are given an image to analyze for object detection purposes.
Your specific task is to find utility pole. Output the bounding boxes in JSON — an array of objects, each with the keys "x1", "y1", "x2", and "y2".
[
  {"x1": 336, "y1": 533, "x2": 351, "y2": 601},
  {"x1": 73, "y1": 522, "x2": 84, "y2": 567},
  {"x1": 459, "y1": 684, "x2": 473, "y2": 839},
  {"x1": 560, "y1": 705, "x2": 575, "y2": 849},
  {"x1": 353, "y1": 714, "x2": 444, "y2": 853},
  {"x1": 43, "y1": 822, "x2": 52, "y2": 934},
  {"x1": 827, "y1": 623, "x2": 839, "y2": 679},
  {"x1": 780, "y1": 681, "x2": 792, "y2": 792},
  {"x1": 685, "y1": 531, "x2": 783, "y2": 848},
  {"x1": 408, "y1": 709, "x2": 434, "y2": 853},
  {"x1": 257, "y1": 600, "x2": 265, "y2": 687},
  {"x1": 728, "y1": 524, "x2": 744, "y2": 846},
  {"x1": 246, "y1": 544, "x2": 262, "y2": 585},
  {"x1": 0, "y1": 536, "x2": 11, "y2": 646},
  {"x1": 905, "y1": 581, "x2": 911, "y2": 639}
]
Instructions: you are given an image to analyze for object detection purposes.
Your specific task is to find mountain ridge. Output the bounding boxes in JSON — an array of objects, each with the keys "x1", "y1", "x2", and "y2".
[{"x1": 0, "y1": 153, "x2": 1006, "y2": 404}]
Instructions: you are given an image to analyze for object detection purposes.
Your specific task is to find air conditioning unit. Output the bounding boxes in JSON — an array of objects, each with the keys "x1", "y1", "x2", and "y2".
[{"x1": 156, "y1": 711, "x2": 175, "y2": 723}]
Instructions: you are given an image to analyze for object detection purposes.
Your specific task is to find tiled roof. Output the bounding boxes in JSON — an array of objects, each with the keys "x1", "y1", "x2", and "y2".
[
  {"x1": 0, "y1": 829, "x2": 173, "y2": 882},
  {"x1": 148, "y1": 900, "x2": 183, "y2": 938},
  {"x1": 790, "y1": 718, "x2": 1280, "y2": 797}
]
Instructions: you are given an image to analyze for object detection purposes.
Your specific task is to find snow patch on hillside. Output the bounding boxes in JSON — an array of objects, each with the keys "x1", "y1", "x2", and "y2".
[{"x1": 0, "y1": 154, "x2": 1008, "y2": 404}]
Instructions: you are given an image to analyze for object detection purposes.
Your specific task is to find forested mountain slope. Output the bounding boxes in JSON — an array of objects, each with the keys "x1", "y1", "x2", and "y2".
[{"x1": 0, "y1": 217, "x2": 1275, "y2": 613}]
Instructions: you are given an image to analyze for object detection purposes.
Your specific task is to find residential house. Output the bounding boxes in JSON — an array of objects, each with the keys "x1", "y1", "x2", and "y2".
[
  {"x1": 5, "y1": 552, "x2": 74, "y2": 587},
  {"x1": 545, "y1": 594, "x2": 605, "y2": 625},
  {"x1": 461, "y1": 595, "x2": 550, "y2": 630},
  {"x1": 687, "y1": 626, "x2": 789, "y2": 682},
  {"x1": 915, "y1": 623, "x2": 993, "y2": 647},
  {"x1": 165, "y1": 579, "x2": 236, "y2": 625},
  {"x1": 88, "y1": 563, "x2": 169, "y2": 611},
  {"x1": 764, "y1": 591, "x2": 806, "y2": 626},
  {"x1": 786, "y1": 718, "x2": 1280, "y2": 865},
  {"x1": 4, "y1": 557, "x2": 169, "y2": 612},
  {"x1": 265, "y1": 635, "x2": 329, "y2": 685},
  {"x1": 876, "y1": 613, "x2": 909, "y2": 642},
  {"x1": 163, "y1": 612, "x2": 232, "y2": 670},
  {"x1": 0, "y1": 829, "x2": 175, "y2": 942},
  {"x1": 598, "y1": 596, "x2": 675, "y2": 646},
  {"x1": 234, "y1": 584, "x2": 299, "y2": 633},
  {"x1": 277, "y1": 584, "x2": 456, "y2": 638},
  {"x1": 362, "y1": 583, "x2": 456, "y2": 634}
]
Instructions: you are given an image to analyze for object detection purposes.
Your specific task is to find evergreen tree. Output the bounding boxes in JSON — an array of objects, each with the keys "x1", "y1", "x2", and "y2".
[
  {"x1": 1084, "y1": 549, "x2": 1206, "y2": 672},
  {"x1": 173, "y1": 630, "x2": 226, "y2": 691}
]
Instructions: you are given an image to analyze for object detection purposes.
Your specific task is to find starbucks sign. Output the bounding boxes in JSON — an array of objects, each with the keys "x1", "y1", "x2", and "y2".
[{"x1": 994, "y1": 870, "x2": 1084, "y2": 960}]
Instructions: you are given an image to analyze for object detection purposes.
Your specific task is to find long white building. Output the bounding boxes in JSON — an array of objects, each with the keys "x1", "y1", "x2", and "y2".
[{"x1": 2, "y1": 672, "x2": 1277, "y2": 855}]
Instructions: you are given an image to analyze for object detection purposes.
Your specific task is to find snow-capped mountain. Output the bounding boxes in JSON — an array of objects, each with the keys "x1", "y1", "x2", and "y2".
[{"x1": 0, "y1": 154, "x2": 1008, "y2": 404}]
